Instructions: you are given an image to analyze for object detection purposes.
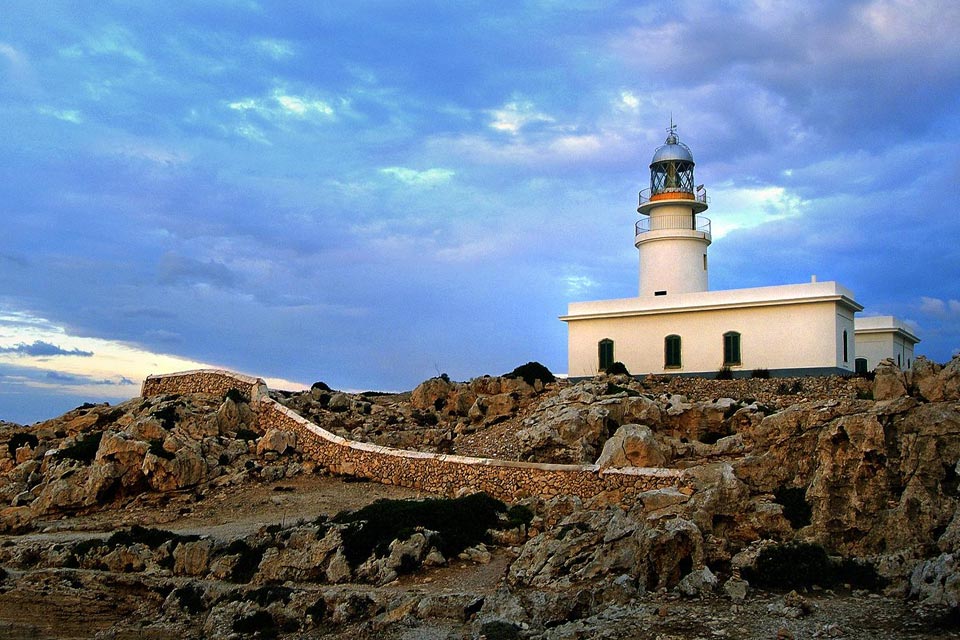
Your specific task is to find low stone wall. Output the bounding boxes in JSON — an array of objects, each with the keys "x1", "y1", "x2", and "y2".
[
  {"x1": 142, "y1": 369, "x2": 689, "y2": 505},
  {"x1": 141, "y1": 369, "x2": 267, "y2": 401}
]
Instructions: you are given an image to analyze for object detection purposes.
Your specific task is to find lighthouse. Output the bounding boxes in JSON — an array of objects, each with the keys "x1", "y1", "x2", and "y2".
[{"x1": 635, "y1": 124, "x2": 711, "y2": 297}]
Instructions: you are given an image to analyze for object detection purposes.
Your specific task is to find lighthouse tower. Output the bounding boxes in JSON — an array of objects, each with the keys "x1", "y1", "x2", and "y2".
[{"x1": 635, "y1": 124, "x2": 711, "y2": 297}]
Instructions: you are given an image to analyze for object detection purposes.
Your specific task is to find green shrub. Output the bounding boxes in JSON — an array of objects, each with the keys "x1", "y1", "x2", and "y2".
[
  {"x1": 224, "y1": 388, "x2": 248, "y2": 404},
  {"x1": 506, "y1": 504, "x2": 535, "y2": 527},
  {"x1": 107, "y1": 525, "x2": 198, "y2": 549},
  {"x1": 604, "y1": 361, "x2": 630, "y2": 376},
  {"x1": 232, "y1": 610, "x2": 277, "y2": 639},
  {"x1": 236, "y1": 428, "x2": 259, "y2": 442},
  {"x1": 479, "y1": 621, "x2": 521, "y2": 640},
  {"x1": 332, "y1": 493, "x2": 506, "y2": 568},
  {"x1": 8, "y1": 432, "x2": 38, "y2": 457},
  {"x1": 224, "y1": 540, "x2": 266, "y2": 583},
  {"x1": 148, "y1": 439, "x2": 175, "y2": 461},
  {"x1": 776, "y1": 380, "x2": 804, "y2": 395},
  {"x1": 856, "y1": 388, "x2": 874, "y2": 400},
  {"x1": 174, "y1": 584, "x2": 206, "y2": 615},
  {"x1": 154, "y1": 405, "x2": 179, "y2": 430},
  {"x1": 57, "y1": 431, "x2": 104, "y2": 464},
  {"x1": 743, "y1": 542, "x2": 884, "y2": 591},
  {"x1": 715, "y1": 366, "x2": 734, "y2": 380},
  {"x1": 503, "y1": 362, "x2": 555, "y2": 387},
  {"x1": 311, "y1": 381, "x2": 332, "y2": 392},
  {"x1": 245, "y1": 585, "x2": 293, "y2": 607},
  {"x1": 774, "y1": 487, "x2": 812, "y2": 529},
  {"x1": 751, "y1": 368, "x2": 771, "y2": 379}
]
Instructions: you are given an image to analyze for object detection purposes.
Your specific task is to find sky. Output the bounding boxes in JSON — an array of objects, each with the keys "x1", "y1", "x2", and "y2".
[{"x1": 1, "y1": 1, "x2": 959, "y2": 424}]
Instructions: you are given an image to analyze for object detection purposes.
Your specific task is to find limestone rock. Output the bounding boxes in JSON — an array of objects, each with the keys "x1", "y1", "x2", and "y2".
[
  {"x1": 873, "y1": 358, "x2": 908, "y2": 400},
  {"x1": 257, "y1": 428, "x2": 297, "y2": 456},
  {"x1": 676, "y1": 566, "x2": 718, "y2": 597},
  {"x1": 910, "y1": 553, "x2": 960, "y2": 608},
  {"x1": 595, "y1": 424, "x2": 668, "y2": 468},
  {"x1": 173, "y1": 539, "x2": 213, "y2": 576}
]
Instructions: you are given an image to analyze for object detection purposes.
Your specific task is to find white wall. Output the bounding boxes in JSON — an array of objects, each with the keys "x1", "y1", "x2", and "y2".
[{"x1": 566, "y1": 300, "x2": 852, "y2": 377}]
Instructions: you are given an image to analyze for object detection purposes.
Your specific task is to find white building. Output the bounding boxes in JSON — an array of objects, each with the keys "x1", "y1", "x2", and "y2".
[
  {"x1": 561, "y1": 125, "x2": 918, "y2": 378},
  {"x1": 854, "y1": 316, "x2": 919, "y2": 373}
]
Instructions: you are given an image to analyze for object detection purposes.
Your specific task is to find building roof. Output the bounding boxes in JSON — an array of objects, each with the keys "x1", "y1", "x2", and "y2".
[
  {"x1": 560, "y1": 281, "x2": 863, "y2": 321},
  {"x1": 854, "y1": 315, "x2": 921, "y2": 344}
]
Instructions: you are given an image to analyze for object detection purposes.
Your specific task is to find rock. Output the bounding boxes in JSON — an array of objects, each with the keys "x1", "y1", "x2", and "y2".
[
  {"x1": 723, "y1": 576, "x2": 749, "y2": 601},
  {"x1": 873, "y1": 358, "x2": 908, "y2": 400},
  {"x1": 676, "y1": 566, "x2": 718, "y2": 596},
  {"x1": 327, "y1": 393, "x2": 353, "y2": 412},
  {"x1": 142, "y1": 446, "x2": 207, "y2": 492},
  {"x1": 595, "y1": 424, "x2": 668, "y2": 468},
  {"x1": 173, "y1": 539, "x2": 213, "y2": 576},
  {"x1": 94, "y1": 430, "x2": 149, "y2": 488},
  {"x1": 911, "y1": 356, "x2": 943, "y2": 401},
  {"x1": 410, "y1": 377, "x2": 454, "y2": 411},
  {"x1": 910, "y1": 553, "x2": 960, "y2": 608},
  {"x1": 256, "y1": 428, "x2": 297, "y2": 456}
]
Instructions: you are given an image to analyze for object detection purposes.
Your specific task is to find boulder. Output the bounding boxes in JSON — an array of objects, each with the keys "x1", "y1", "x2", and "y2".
[
  {"x1": 676, "y1": 566, "x2": 718, "y2": 597},
  {"x1": 410, "y1": 377, "x2": 454, "y2": 411},
  {"x1": 595, "y1": 424, "x2": 668, "y2": 468},
  {"x1": 257, "y1": 429, "x2": 297, "y2": 456},
  {"x1": 173, "y1": 539, "x2": 213, "y2": 576},
  {"x1": 873, "y1": 358, "x2": 908, "y2": 400},
  {"x1": 910, "y1": 553, "x2": 960, "y2": 608}
]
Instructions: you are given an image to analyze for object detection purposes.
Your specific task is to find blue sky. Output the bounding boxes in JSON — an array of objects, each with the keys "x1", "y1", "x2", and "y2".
[{"x1": 2, "y1": 1, "x2": 959, "y2": 423}]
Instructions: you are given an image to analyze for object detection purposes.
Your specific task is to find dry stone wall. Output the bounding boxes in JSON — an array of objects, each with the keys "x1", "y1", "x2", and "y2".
[{"x1": 141, "y1": 369, "x2": 690, "y2": 505}]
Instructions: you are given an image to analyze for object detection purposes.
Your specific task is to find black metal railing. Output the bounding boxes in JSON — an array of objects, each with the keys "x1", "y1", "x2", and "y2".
[{"x1": 638, "y1": 187, "x2": 709, "y2": 207}]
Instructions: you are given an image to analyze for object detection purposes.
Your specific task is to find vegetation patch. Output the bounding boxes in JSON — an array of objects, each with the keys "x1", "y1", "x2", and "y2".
[
  {"x1": 715, "y1": 366, "x2": 734, "y2": 380},
  {"x1": 148, "y1": 439, "x2": 175, "y2": 461},
  {"x1": 332, "y1": 493, "x2": 507, "y2": 568},
  {"x1": 743, "y1": 542, "x2": 885, "y2": 591},
  {"x1": 7, "y1": 432, "x2": 38, "y2": 457},
  {"x1": 479, "y1": 620, "x2": 521, "y2": 640},
  {"x1": 154, "y1": 404, "x2": 180, "y2": 430},
  {"x1": 232, "y1": 610, "x2": 277, "y2": 639},
  {"x1": 774, "y1": 486, "x2": 812, "y2": 529},
  {"x1": 311, "y1": 381, "x2": 332, "y2": 392},
  {"x1": 504, "y1": 361, "x2": 555, "y2": 387},
  {"x1": 506, "y1": 504, "x2": 535, "y2": 528},
  {"x1": 776, "y1": 380, "x2": 804, "y2": 395},
  {"x1": 173, "y1": 584, "x2": 206, "y2": 615},
  {"x1": 236, "y1": 428, "x2": 259, "y2": 442},
  {"x1": 751, "y1": 368, "x2": 771, "y2": 379},
  {"x1": 245, "y1": 585, "x2": 293, "y2": 607},
  {"x1": 57, "y1": 431, "x2": 104, "y2": 464},
  {"x1": 224, "y1": 540, "x2": 267, "y2": 583},
  {"x1": 107, "y1": 525, "x2": 199, "y2": 549},
  {"x1": 224, "y1": 388, "x2": 249, "y2": 404},
  {"x1": 603, "y1": 361, "x2": 631, "y2": 376}
]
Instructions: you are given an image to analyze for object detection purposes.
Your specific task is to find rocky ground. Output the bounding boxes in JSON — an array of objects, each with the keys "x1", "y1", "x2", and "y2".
[{"x1": 0, "y1": 357, "x2": 958, "y2": 638}]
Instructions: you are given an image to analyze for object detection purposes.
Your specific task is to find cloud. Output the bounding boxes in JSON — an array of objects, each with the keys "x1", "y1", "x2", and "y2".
[
  {"x1": 488, "y1": 101, "x2": 555, "y2": 135},
  {"x1": 379, "y1": 167, "x2": 455, "y2": 186},
  {"x1": 157, "y1": 253, "x2": 238, "y2": 290},
  {"x1": 0, "y1": 341, "x2": 93, "y2": 357},
  {"x1": 44, "y1": 370, "x2": 135, "y2": 386},
  {"x1": 36, "y1": 105, "x2": 83, "y2": 124}
]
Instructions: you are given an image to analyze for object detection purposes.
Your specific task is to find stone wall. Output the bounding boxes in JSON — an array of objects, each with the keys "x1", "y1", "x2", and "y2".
[
  {"x1": 142, "y1": 369, "x2": 689, "y2": 505},
  {"x1": 141, "y1": 370, "x2": 267, "y2": 401}
]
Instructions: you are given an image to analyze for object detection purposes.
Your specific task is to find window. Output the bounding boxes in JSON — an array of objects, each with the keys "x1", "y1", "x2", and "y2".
[
  {"x1": 723, "y1": 331, "x2": 741, "y2": 366},
  {"x1": 655, "y1": 290, "x2": 667, "y2": 296},
  {"x1": 855, "y1": 358, "x2": 868, "y2": 374},
  {"x1": 598, "y1": 339, "x2": 614, "y2": 372},
  {"x1": 842, "y1": 330, "x2": 848, "y2": 363},
  {"x1": 665, "y1": 335, "x2": 682, "y2": 368},
  {"x1": 703, "y1": 254, "x2": 707, "y2": 270}
]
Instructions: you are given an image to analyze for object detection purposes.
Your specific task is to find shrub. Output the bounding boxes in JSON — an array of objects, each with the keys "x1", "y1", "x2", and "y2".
[
  {"x1": 107, "y1": 525, "x2": 198, "y2": 549},
  {"x1": 245, "y1": 585, "x2": 293, "y2": 607},
  {"x1": 224, "y1": 388, "x2": 248, "y2": 404},
  {"x1": 57, "y1": 431, "x2": 104, "y2": 464},
  {"x1": 856, "y1": 388, "x2": 874, "y2": 400},
  {"x1": 236, "y1": 428, "x2": 259, "y2": 442},
  {"x1": 506, "y1": 504, "x2": 535, "y2": 527},
  {"x1": 305, "y1": 598, "x2": 327, "y2": 622},
  {"x1": 715, "y1": 366, "x2": 734, "y2": 380},
  {"x1": 310, "y1": 381, "x2": 331, "y2": 392},
  {"x1": 174, "y1": 584, "x2": 206, "y2": 615},
  {"x1": 604, "y1": 361, "x2": 631, "y2": 376},
  {"x1": 774, "y1": 486, "x2": 812, "y2": 529},
  {"x1": 224, "y1": 540, "x2": 266, "y2": 583},
  {"x1": 751, "y1": 368, "x2": 771, "y2": 379},
  {"x1": 743, "y1": 542, "x2": 884, "y2": 591},
  {"x1": 743, "y1": 542, "x2": 833, "y2": 589},
  {"x1": 776, "y1": 379, "x2": 804, "y2": 395},
  {"x1": 479, "y1": 621, "x2": 521, "y2": 640},
  {"x1": 154, "y1": 405, "x2": 179, "y2": 430},
  {"x1": 7, "y1": 432, "x2": 39, "y2": 457},
  {"x1": 148, "y1": 439, "x2": 175, "y2": 461},
  {"x1": 232, "y1": 610, "x2": 277, "y2": 639},
  {"x1": 503, "y1": 362, "x2": 555, "y2": 387},
  {"x1": 332, "y1": 493, "x2": 506, "y2": 568}
]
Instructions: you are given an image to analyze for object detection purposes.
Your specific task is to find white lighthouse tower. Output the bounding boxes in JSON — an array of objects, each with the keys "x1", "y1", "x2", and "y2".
[{"x1": 635, "y1": 124, "x2": 711, "y2": 297}]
